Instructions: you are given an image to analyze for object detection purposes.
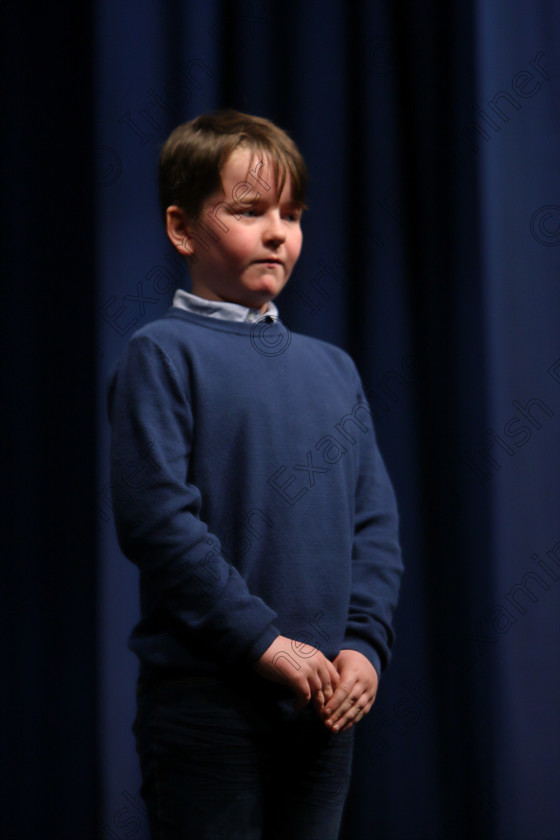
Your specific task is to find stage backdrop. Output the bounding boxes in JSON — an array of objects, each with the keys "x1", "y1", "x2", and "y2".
[
  {"x1": 94, "y1": 2, "x2": 560, "y2": 839},
  {"x1": 6, "y1": 1, "x2": 557, "y2": 838}
]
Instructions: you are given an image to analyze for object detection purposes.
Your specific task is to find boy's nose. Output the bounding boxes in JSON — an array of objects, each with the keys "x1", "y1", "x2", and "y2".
[{"x1": 262, "y1": 212, "x2": 286, "y2": 245}]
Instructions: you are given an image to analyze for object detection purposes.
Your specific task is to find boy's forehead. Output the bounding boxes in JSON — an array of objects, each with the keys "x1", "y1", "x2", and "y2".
[{"x1": 219, "y1": 147, "x2": 293, "y2": 200}]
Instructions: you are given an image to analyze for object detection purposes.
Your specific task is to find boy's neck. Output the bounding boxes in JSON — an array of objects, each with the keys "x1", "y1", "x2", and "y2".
[
  {"x1": 189, "y1": 283, "x2": 273, "y2": 315},
  {"x1": 173, "y1": 289, "x2": 279, "y2": 323}
]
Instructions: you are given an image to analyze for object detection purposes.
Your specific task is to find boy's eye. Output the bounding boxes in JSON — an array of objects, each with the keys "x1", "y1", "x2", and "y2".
[{"x1": 239, "y1": 207, "x2": 302, "y2": 221}]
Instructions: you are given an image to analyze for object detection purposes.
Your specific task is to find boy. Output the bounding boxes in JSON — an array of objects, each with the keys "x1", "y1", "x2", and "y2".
[{"x1": 107, "y1": 110, "x2": 403, "y2": 840}]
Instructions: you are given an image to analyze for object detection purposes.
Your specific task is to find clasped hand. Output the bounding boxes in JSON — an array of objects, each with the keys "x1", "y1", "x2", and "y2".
[{"x1": 253, "y1": 636, "x2": 378, "y2": 733}]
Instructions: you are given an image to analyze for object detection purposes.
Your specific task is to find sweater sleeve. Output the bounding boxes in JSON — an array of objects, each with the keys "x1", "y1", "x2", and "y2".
[
  {"x1": 340, "y1": 367, "x2": 404, "y2": 677},
  {"x1": 107, "y1": 334, "x2": 281, "y2": 668}
]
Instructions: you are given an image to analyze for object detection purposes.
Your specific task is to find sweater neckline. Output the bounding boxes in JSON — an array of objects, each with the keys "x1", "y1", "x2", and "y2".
[{"x1": 165, "y1": 306, "x2": 283, "y2": 335}]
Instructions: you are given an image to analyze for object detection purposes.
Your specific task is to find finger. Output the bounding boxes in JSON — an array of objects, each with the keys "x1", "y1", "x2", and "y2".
[
  {"x1": 323, "y1": 686, "x2": 377, "y2": 732},
  {"x1": 311, "y1": 672, "x2": 335, "y2": 714},
  {"x1": 293, "y1": 681, "x2": 312, "y2": 712},
  {"x1": 312, "y1": 695, "x2": 326, "y2": 718},
  {"x1": 317, "y1": 662, "x2": 337, "y2": 702},
  {"x1": 311, "y1": 686, "x2": 325, "y2": 713},
  {"x1": 294, "y1": 695, "x2": 310, "y2": 712},
  {"x1": 329, "y1": 692, "x2": 371, "y2": 732},
  {"x1": 325, "y1": 685, "x2": 366, "y2": 727},
  {"x1": 326, "y1": 659, "x2": 340, "y2": 685},
  {"x1": 322, "y1": 680, "x2": 334, "y2": 703},
  {"x1": 299, "y1": 666, "x2": 329, "y2": 712},
  {"x1": 322, "y1": 680, "x2": 355, "y2": 719}
]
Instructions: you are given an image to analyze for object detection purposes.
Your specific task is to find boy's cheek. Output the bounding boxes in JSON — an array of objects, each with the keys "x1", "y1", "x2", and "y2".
[{"x1": 291, "y1": 231, "x2": 303, "y2": 254}]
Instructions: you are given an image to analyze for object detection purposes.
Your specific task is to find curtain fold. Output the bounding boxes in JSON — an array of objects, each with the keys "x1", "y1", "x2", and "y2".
[{"x1": 94, "y1": 3, "x2": 560, "y2": 838}]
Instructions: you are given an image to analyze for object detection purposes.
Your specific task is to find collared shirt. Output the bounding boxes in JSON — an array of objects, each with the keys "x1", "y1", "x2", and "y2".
[{"x1": 172, "y1": 289, "x2": 279, "y2": 323}]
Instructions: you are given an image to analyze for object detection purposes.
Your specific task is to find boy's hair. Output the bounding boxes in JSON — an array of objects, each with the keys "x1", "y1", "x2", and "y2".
[{"x1": 158, "y1": 109, "x2": 307, "y2": 224}]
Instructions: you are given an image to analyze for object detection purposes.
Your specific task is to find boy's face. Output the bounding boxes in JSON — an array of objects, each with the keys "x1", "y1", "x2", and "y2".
[{"x1": 169, "y1": 147, "x2": 303, "y2": 313}]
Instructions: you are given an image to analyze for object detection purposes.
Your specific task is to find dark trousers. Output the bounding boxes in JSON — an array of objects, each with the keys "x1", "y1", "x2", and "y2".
[{"x1": 133, "y1": 674, "x2": 354, "y2": 840}]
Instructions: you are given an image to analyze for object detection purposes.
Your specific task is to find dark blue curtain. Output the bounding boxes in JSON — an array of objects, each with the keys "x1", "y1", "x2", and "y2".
[
  {"x1": 4, "y1": 2, "x2": 559, "y2": 838},
  {"x1": 2, "y1": 3, "x2": 98, "y2": 839}
]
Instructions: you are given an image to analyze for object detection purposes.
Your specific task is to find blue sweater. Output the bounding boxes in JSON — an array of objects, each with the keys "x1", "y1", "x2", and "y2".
[{"x1": 107, "y1": 307, "x2": 403, "y2": 687}]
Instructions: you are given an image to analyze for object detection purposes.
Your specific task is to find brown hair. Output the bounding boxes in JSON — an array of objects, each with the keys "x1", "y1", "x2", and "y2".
[{"x1": 158, "y1": 109, "x2": 308, "y2": 223}]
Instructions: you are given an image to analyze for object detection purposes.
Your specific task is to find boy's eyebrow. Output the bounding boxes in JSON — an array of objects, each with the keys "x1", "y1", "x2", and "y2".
[
  {"x1": 250, "y1": 195, "x2": 304, "y2": 211},
  {"x1": 282, "y1": 197, "x2": 304, "y2": 210}
]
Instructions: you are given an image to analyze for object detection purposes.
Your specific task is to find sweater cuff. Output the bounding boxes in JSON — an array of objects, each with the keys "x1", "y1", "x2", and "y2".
[
  {"x1": 340, "y1": 639, "x2": 383, "y2": 680},
  {"x1": 246, "y1": 624, "x2": 282, "y2": 664}
]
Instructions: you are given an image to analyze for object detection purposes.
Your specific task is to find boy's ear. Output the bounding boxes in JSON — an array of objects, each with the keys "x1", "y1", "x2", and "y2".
[{"x1": 165, "y1": 206, "x2": 196, "y2": 258}]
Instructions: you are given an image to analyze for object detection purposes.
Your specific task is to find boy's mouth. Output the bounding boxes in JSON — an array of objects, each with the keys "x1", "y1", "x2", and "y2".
[{"x1": 253, "y1": 258, "x2": 283, "y2": 267}]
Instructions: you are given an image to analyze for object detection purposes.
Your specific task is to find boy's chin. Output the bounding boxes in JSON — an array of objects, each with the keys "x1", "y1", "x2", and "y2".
[{"x1": 245, "y1": 275, "x2": 288, "y2": 303}]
